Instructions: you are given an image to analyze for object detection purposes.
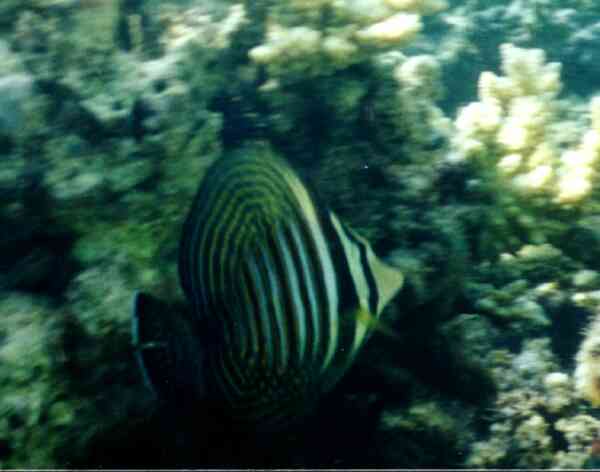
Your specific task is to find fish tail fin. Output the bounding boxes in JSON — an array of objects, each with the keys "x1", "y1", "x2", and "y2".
[
  {"x1": 131, "y1": 291, "x2": 206, "y2": 402},
  {"x1": 371, "y1": 256, "x2": 403, "y2": 314}
]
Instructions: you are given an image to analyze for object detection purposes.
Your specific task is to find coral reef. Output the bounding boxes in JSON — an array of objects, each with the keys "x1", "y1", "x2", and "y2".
[
  {"x1": 2, "y1": 0, "x2": 600, "y2": 469},
  {"x1": 467, "y1": 339, "x2": 600, "y2": 469}
]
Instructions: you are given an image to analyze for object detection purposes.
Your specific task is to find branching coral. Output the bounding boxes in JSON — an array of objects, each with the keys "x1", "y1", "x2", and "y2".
[
  {"x1": 247, "y1": 0, "x2": 446, "y2": 80},
  {"x1": 460, "y1": 242, "x2": 600, "y2": 335},
  {"x1": 452, "y1": 43, "x2": 600, "y2": 208}
]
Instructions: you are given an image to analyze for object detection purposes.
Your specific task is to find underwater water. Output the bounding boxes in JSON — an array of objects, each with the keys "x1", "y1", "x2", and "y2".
[{"x1": 4, "y1": 0, "x2": 600, "y2": 468}]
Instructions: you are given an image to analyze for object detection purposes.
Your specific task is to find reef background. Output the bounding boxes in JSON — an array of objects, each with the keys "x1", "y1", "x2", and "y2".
[{"x1": 3, "y1": 0, "x2": 600, "y2": 468}]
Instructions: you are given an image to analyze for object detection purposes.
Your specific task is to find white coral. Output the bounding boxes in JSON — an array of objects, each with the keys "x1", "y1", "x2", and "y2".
[
  {"x1": 453, "y1": 43, "x2": 600, "y2": 206},
  {"x1": 248, "y1": 0, "x2": 444, "y2": 78},
  {"x1": 355, "y1": 13, "x2": 421, "y2": 46}
]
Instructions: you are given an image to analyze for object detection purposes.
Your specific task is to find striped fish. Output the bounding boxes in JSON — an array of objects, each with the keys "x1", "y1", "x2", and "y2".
[{"x1": 132, "y1": 144, "x2": 404, "y2": 429}]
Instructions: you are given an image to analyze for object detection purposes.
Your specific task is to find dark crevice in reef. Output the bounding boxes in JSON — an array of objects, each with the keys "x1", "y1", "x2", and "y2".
[
  {"x1": 0, "y1": 438, "x2": 13, "y2": 461},
  {"x1": 34, "y1": 79, "x2": 164, "y2": 147},
  {"x1": 211, "y1": 85, "x2": 265, "y2": 151},
  {"x1": 213, "y1": 61, "x2": 388, "y2": 170},
  {"x1": 0, "y1": 133, "x2": 15, "y2": 155},
  {"x1": 381, "y1": 296, "x2": 497, "y2": 408},
  {"x1": 548, "y1": 419, "x2": 570, "y2": 455},
  {"x1": 408, "y1": 327, "x2": 496, "y2": 406},
  {"x1": 67, "y1": 364, "x2": 435, "y2": 469},
  {"x1": 548, "y1": 300, "x2": 590, "y2": 371},
  {"x1": 67, "y1": 400, "x2": 385, "y2": 468},
  {"x1": 35, "y1": 79, "x2": 123, "y2": 145},
  {"x1": 0, "y1": 218, "x2": 78, "y2": 299},
  {"x1": 1, "y1": 151, "x2": 80, "y2": 300}
]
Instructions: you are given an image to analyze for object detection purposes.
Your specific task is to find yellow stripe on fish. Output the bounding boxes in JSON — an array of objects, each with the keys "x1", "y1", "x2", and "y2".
[{"x1": 132, "y1": 143, "x2": 404, "y2": 429}]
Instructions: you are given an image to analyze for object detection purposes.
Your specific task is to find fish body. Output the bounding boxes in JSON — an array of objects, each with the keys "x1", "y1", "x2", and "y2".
[{"x1": 133, "y1": 144, "x2": 403, "y2": 429}]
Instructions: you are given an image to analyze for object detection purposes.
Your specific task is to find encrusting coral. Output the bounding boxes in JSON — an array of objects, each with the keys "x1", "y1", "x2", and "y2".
[{"x1": 467, "y1": 338, "x2": 600, "y2": 469}]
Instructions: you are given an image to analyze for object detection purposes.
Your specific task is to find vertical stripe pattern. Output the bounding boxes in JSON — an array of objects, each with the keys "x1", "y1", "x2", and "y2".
[{"x1": 177, "y1": 146, "x2": 398, "y2": 427}]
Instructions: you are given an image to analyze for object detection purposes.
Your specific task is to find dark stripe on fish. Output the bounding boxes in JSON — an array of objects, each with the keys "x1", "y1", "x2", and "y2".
[{"x1": 338, "y1": 221, "x2": 380, "y2": 317}]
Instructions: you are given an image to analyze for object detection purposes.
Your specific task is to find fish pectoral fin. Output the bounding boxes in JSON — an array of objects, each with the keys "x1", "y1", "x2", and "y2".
[
  {"x1": 132, "y1": 340, "x2": 168, "y2": 351},
  {"x1": 356, "y1": 307, "x2": 400, "y2": 340},
  {"x1": 131, "y1": 291, "x2": 206, "y2": 402},
  {"x1": 131, "y1": 291, "x2": 173, "y2": 395}
]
